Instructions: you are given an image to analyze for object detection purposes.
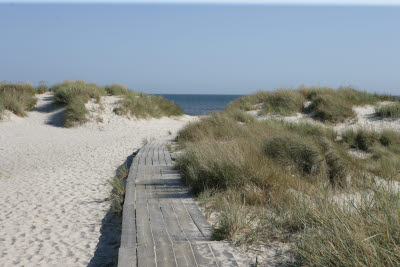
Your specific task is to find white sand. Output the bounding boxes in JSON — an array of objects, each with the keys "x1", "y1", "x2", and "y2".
[{"x1": 0, "y1": 93, "x2": 196, "y2": 266}]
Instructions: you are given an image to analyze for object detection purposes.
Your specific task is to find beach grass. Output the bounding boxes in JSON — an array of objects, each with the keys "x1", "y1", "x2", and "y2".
[
  {"x1": 105, "y1": 83, "x2": 129, "y2": 96},
  {"x1": 51, "y1": 80, "x2": 107, "y2": 127},
  {"x1": 52, "y1": 81, "x2": 183, "y2": 127},
  {"x1": 376, "y1": 102, "x2": 400, "y2": 119},
  {"x1": 107, "y1": 157, "x2": 131, "y2": 214},
  {"x1": 175, "y1": 104, "x2": 400, "y2": 265},
  {"x1": 228, "y1": 87, "x2": 395, "y2": 123},
  {"x1": 0, "y1": 82, "x2": 37, "y2": 117},
  {"x1": 115, "y1": 91, "x2": 184, "y2": 118}
]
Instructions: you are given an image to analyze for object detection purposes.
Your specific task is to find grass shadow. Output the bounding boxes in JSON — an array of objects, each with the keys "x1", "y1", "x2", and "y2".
[{"x1": 88, "y1": 154, "x2": 133, "y2": 267}]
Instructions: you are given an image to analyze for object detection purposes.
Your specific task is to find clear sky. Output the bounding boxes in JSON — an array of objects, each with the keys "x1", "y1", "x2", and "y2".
[{"x1": 0, "y1": 3, "x2": 399, "y2": 94}]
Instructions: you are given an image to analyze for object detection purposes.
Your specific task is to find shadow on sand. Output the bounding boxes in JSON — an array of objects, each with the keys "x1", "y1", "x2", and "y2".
[
  {"x1": 88, "y1": 154, "x2": 134, "y2": 267},
  {"x1": 35, "y1": 96, "x2": 65, "y2": 127}
]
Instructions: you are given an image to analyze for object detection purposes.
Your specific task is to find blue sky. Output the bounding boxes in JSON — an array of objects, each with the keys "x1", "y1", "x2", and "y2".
[{"x1": 0, "y1": 2, "x2": 399, "y2": 94}]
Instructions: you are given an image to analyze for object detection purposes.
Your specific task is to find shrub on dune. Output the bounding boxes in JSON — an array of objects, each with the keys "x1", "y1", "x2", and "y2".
[
  {"x1": 64, "y1": 98, "x2": 88, "y2": 128},
  {"x1": 51, "y1": 80, "x2": 107, "y2": 127},
  {"x1": 105, "y1": 83, "x2": 129, "y2": 96},
  {"x1": 0, "y1": 82, "x2": 37, "y2": 117},
  {"x1": 52, "y1": 80, "x2": 106, "y2": 105},
  {"x1": 306, "y1": 91, "x2": 356, "y2": 123},
  {"x1": 226, "y1": 90, "x2": 271, "y2": 111},
  {"x1": 262, "y1": 90, "x2": 305, "y2": 115},
  {"x1": 116, "y1": 91, "x2": 183, "y2": 118},
  {"x1": 376, "y1": 103, "x2": 400, "y2": 119}
]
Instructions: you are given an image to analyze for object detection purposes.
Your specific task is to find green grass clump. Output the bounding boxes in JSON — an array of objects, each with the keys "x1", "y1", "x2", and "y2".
[
  {"x1": 105, "y1": 83, "x2": 129, "y2": 96},
  {"x1": 262, "y1": 90, "x2": 305, "y2": 115},
  {"x1": 64, "y1": 98, "x2": 88, "y2": 128},
  {"x1": 226, "y1": 90, "x2": 271, "y2": 111},
  {"x1": 342, "y1": 128, "x2": 380, "y2": 151},
  {"x1": 0, "y1": 82, "x2": 37, "y2": 117},
  {"x1": 306, "y1": 91, "x2": 356, "y2": 123},
  {"x1": 107, "y1": 156, "x2": 131, "y2": 214},
  {"x1": 376, "y1": 103, "x2": 400, "y2": 119},
  {"x1": 51, "y1": 80, "x2": 107, "y2": 127},
  {"x1": 116, "y1": 91, "x2": 183, "y2": 118},
  {"x1": 52, "y1": 80, "x2": 106, "y2": 105}
]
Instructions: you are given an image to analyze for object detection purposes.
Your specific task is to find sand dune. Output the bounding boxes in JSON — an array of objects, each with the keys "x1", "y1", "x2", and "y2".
[{"x1": 0, "y1": 93, "x2": 196, "y2": 266}]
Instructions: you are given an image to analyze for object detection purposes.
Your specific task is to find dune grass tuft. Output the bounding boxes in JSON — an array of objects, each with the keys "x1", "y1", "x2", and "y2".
[
  {"x1": 0, "y1": 82, "x2": 37, "y2": 117},
  {"x1": 376, "y1": 102, "x2": 400, "y2": 119},
  {"x1": 105, "y1": 83, "x2": 129, "y2": 96},
  {"x1": 116, "y1": 91, "x2": 183, "y2": 118},
  {"x1": 51, "y1": 80, "x2": 107, "y2": 127},
  {"x1": 262, "y1": 90, "x2": 305, "y2": 115},
  {"x1": 107, "y1": 156, "x2": 132, "y2": 214}
]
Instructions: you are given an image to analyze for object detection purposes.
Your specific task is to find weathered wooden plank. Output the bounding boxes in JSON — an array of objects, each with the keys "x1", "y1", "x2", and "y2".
[
  {"x1": 136, "y1": 204, "x2": 153, "y2": 245},
  {"x1": 124, "y1": 180, "x2": 136, "y2": 205},
  {"x1": 192, "y1": 243, "x2": 218, "y2": 267},
  {"x1": 118, "y1": 247, "x2": 136, "y2": 267},
  {"x1": 155, "y1": 244, "x2": 177, "y2": 267},
  {"x1": 184, "y1": 202, "x2": 212, "y2": 239},
  {"x1": 120, "y1": 204, "x2": 137, "y2": 248},
  {"x1": 147, "y1": 203, "x2": 172, "y2": 245},
  {"x1": 137, "y1": 244, "x2": 156, "y2": 267},
  {"x1": 160, "y1": 203, "x2": 187, "y2": 243},
  {"x1": 173, "y1": 243, "x2": 198, "y2": 267},
  {"x1": 172, "y1": 201, "x2": 205, "y2": 242}
]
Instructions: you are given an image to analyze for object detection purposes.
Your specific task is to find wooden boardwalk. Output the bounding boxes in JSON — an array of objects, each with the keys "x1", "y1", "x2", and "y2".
[{"x1": 118, "y1": 142, "x2": 240, "y2": 267}]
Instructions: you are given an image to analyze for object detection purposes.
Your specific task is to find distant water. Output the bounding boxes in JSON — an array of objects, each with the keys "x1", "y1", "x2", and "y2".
[{"x1": 159, "y1": 94, "x2": 243, "y2": 115}]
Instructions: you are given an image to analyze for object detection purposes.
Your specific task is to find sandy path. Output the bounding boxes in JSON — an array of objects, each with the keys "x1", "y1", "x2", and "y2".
[{"x1": 0, "y1": 93, "x2": 196, "y2": 266}]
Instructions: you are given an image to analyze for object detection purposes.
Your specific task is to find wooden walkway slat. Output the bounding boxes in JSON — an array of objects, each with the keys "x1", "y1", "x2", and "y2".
[{"x1": 118, "y1": 142, "x2": 240, "y2": 267}]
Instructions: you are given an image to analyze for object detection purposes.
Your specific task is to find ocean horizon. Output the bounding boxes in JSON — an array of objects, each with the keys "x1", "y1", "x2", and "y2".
[{"x1": 158, "y1": 94, "x2": 243, "y2": 115}]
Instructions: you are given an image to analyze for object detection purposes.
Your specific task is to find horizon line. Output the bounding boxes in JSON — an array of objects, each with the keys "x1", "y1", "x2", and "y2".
[{"x1": 2, "y1": 0, "x2": 400, "y2": 5}]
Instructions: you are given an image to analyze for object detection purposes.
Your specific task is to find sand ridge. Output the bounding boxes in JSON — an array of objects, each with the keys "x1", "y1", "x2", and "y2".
[{"x1": 0, "y1": 93, "x2": 196, "y2": 266}]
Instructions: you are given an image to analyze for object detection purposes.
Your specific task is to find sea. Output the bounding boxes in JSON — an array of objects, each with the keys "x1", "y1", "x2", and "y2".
[{"x1": 159, "y1": 94, "x2": 243, "y2": 116}]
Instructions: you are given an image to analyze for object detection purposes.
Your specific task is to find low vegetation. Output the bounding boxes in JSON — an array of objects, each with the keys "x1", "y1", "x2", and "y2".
[
  {"x1": 228, "y1": 86, "x2": 395, "y2": 123},
  {"x1": 51, "y1": 80, "x2": 182, "y2": 127},
  {"x1": 36, "y1": 81, "x2": 49, "y2": 94},
  {"x1": 107, "y1": 155, "x2": 132, "y2": 214},
  {"x1": 105, "y1": 83, "x2": 129, "y2": 96},
  {"x1": 51, "y1": 80, "x2": 107, "y2": 127},
  {"x1": 0, "y1": 82, "x2": 37, "y2": 118},
  {"x1": 376, "y1": 102, "x2": 400, "y2": 119},
  {"x1": 176, "y1": 105, "x2": 400, "y2": 265},
  {"x1": 116, "y1": 91, "x2": 183, "y2": 118}
]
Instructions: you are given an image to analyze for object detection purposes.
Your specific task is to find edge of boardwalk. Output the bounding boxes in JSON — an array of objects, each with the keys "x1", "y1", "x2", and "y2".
[{"x1": 117, "y1": 142, "x2": 240, "y2": 267}]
